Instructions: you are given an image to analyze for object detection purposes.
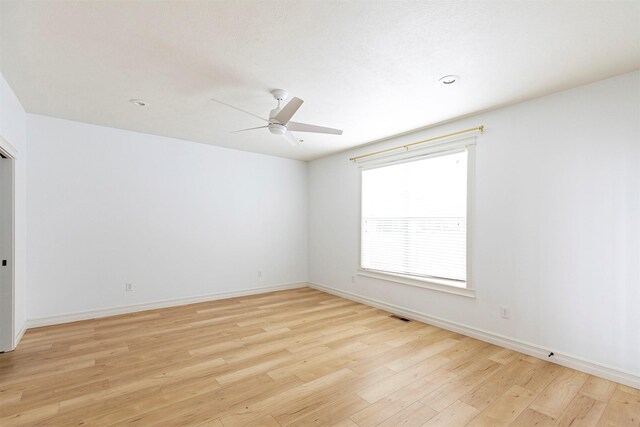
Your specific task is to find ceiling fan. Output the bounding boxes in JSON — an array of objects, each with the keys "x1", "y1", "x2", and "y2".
[{"x1": 212, "y1": 89, "x2": 343, "y2": 146}]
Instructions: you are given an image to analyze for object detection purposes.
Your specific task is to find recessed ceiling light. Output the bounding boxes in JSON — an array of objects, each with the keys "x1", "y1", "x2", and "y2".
[
  {"x1": 130, "y1": 99, "x2": 148, "y2": 107},
  {"x1": 438, "y1": 75, "x2": 460, "y2": 85}
]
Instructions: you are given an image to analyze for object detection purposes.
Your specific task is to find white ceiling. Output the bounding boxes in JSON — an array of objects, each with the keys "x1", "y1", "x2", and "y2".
[{"x1": 1, "y1": 1, "x2": 639, "y2": 161}]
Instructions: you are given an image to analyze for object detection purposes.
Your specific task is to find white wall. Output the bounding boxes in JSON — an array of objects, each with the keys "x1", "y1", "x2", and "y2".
[
  {"x1": 0, "y1": 73, "x2": 27, "y2": 342},
  {"x1": 27, "y1": 115, "x2": 307, "y2": 320},
  {"x1": 308, "y1": 71, "x2": 640, "y2": 377}
]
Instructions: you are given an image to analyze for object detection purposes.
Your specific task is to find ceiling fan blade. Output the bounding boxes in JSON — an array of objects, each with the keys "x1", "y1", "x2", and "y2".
[
  {"x1": 287, "y1": 121, "x2": 343, "y2": 135},
  {"x1": 231, "y1": 125, "x2": 268, "y2": 133},
  {"x1": 211, "y1": 98, "x2": 269, "y2": 122},
  {"x1": 283, "y1": 131, "x2": 301, "y2": 146},
  {"x1": 274, "y1": 97, "x2": 303, "y2": 125}
]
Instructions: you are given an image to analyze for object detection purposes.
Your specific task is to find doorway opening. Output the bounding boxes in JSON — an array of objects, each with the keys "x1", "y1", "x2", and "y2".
[{"x1": 0, "y1": 136, "x2": 16, "y2": 352}]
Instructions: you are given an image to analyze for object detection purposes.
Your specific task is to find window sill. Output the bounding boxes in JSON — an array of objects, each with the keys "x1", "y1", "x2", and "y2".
[{"x1": 357, "y1": 269, "x2": 476, "y2": 298}]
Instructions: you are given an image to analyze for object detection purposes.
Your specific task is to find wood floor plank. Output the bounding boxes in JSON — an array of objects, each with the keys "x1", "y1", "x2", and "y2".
[
  {"x1": 272, "y1": 365, "x2": 395, "y2": 426},
  {"x1": 511, "y1": 408, "x2": 555, "y2": 426},
  {"x1": 375, "y1": 401, "x2": 438, "y2": 427},
  {"x1": 478, "y1": 384, "x2": 536, "y2": 423},
  {"x1": 421, "y1": 400, "x2": 479, "y2": 426},
  {"x1": 529, "y1": 368, "x2": 589, "y2": 418},
  {"x1": 350, "y1": 368, "x2": 455, "y2": 426},
  {"x1": 357, "y1": 354, "x2": 449, "y2": 403},
  {"x1": 220, "y1": 368, "x2": 358, "y2": 426},
  {"x1": 193, "y1": 418, "x2": 224, "y2": 427},
  {"x1": 468, "y1": 414, "x2": 510, "y2": 426},
  {"x1": 580, "y1": 375, "x2": 617, "y2": 402},
  {"x1": 618, "y1": 384, "x2": 640, "y2": 397},
  {"x1": 419, "y1": 358, "x2": 502, "y2": 411},
  {"x1": 459, "y1": 380, "x2": 512, "y2": 411},
  {"x1": 283, "y1": 393, "x2": 370, "y2": 427},
  {"x1": 488, "y1": 348, "x2": 519, "y2": 365},
  {"x1": 0, "y1": 288, "x2": 636, "y2": 427},
  {"x1": 555, "y1": 393, "x2": 607, "y2": 427},
  {"x1": 335, "y1": 419, "x2": 360, "y2": 427},
  {"x1": 596, "y1": 388, "x2": 640, "y2": 426}
]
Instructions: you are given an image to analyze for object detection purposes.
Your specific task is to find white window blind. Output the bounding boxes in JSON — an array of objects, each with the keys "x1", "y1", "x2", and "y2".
[{"x1": 361, "y1": 150, "x2": 468, "y2": 284}]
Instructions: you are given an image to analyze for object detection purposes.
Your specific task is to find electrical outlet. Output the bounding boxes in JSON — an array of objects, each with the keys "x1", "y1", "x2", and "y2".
[
  {"x1": 125, "y1": 283, "x2": 133, "y2": 292},
  {"x1": 500, "y1": 306, "x2": 511, "y2": 319},
  {"x1": 351, "y1": 275, "x2": 356, "y2": 284},
  {"x1": 257, "y1": 270, "x2": 263, "y2": 278}
]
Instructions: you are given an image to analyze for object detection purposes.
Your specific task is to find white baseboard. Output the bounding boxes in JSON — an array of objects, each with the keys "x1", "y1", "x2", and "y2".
[
  {"x1": 26, "y1": 282, "x2": 306, "y2": 329},
  {"x1": 308, "y1": 282, "x2": 640, "y2": 389},
  {"x1": 14, "y1": 324, "x2": 26, "y2": 349}
]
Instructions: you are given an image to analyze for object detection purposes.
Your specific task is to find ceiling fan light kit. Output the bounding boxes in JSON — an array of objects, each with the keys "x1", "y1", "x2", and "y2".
[
  {"x1": 268, "y1": 123, "x2": 287, "y2": 135},
  {"x1": 211, "y1": 89, "x2": 343, "y2": 147}
]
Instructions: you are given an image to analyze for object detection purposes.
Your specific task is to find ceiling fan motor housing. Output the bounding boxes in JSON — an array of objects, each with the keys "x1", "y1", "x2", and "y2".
[{"x1": 269, "y1": 107, "x2": 282, "y2": 120}]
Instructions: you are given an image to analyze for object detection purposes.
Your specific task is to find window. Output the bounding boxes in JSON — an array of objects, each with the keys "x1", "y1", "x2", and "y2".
[{"x1": 360, "y1": 147, "x2": 472, "y2": 293}]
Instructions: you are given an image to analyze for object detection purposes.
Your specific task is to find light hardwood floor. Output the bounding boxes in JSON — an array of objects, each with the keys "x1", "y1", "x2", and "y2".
[{"x1": 1, "y1": 288, "x2": 638, "y2": 426}]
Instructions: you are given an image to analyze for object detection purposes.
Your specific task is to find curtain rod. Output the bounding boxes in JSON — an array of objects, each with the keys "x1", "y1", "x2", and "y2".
[{"x1": 349, "y1": 125, "x2": 484, "y2": 162}]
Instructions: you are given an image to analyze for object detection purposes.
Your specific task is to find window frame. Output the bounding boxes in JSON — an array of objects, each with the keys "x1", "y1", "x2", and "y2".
[{"x1": 357, "y1": 137, "x2": 476, "y2": 298}]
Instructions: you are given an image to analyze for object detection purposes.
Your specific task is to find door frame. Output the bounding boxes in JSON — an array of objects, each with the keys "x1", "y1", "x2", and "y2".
[{"x1": 0, "y1": 134, "x2": 17, "y2": 352}]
